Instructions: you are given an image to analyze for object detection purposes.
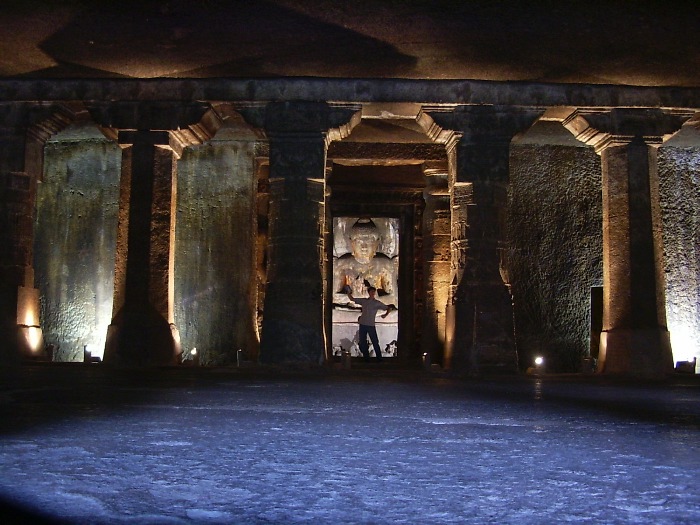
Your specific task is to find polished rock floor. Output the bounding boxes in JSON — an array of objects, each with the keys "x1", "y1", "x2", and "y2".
[{"x1": 1, "y1": 365, "x2": 699, "y2": 524}]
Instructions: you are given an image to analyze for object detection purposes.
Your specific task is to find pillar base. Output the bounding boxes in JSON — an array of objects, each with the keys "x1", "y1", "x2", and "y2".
[
  {"x1": 599, "y1": 328, "x2": 673, "y2": 377},
  {"x1": 445, "y1": 284, "x2": 519, "y2": 375},
  {"x1": 259, "y1": 318, "x2": 324, "y2": 365},
  {"x1": 104, "y1": 307, "x2": 180, "y2": 367}
]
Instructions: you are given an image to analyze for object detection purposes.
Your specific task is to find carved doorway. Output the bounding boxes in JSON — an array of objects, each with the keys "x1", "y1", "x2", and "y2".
[{"x1": 327, "y1": 164, "x2": 425, "y2": 365}]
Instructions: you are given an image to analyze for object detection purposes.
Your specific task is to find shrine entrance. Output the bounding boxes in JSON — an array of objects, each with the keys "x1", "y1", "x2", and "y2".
[{"x1": 327, "y1": 163, "x2": 427, "y2": 365}]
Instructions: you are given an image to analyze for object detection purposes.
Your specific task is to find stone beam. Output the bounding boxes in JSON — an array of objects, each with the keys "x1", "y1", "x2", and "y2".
[
  {"x1": 328, "y1": 141, "x2": 446, "y2": 164},
  {"x1": 0, "y1": 79, "x2": 699, "y2": 110}
]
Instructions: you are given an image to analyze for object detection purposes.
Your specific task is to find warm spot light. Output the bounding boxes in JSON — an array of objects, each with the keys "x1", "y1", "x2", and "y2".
[
  {"x1": 181, "y1": 347, "x2": 199, "y2": 366},
  {"x1": 17, "y1": 286, "x2": 41, "y2": 328},
  {"x1": 24, "y1": 326, "x2": 43, "y2": 354},
  {"x1": 19, "y1": 304, "x2": 39, "y2": 327}
]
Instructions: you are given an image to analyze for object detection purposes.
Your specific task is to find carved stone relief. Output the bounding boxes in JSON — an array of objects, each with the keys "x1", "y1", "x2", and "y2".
[{"x1": 331, "y1": 216, "x2": 399, "y2": 358}]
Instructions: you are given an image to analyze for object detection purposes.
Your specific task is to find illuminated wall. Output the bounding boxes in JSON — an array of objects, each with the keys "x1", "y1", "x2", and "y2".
[
  {"x1": 174, "y1": 123, "x2": 260, "y2": 365},
  {"x1": 508, "y1": 123, "x2": 603, "y2": 371},
  {"x1": 659, "y1": 136, "x2": 700, "y2": 364},
  {"x1": 34, "y1": 123, "x2": 120, "y2": 361}
]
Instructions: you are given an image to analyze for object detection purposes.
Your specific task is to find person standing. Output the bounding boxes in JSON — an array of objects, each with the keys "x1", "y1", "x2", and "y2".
[{"x1": 348, "y1": 286, "x2": 394, "y2": 362}]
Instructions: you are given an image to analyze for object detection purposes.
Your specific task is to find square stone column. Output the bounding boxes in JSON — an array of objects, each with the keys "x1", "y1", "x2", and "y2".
[
  {"x1": 103, "y1": 131, "x2": 181, "y2": 366},
  {"x1": 86, "y1": 102, "x2": 209, "y2": 366},
  {"x1": 562, "y1": 108, "x2": 693, "y2": 376},
  {"x1": 249, "y1": 102, "x2": 360, "y2": 364},
  {"x1": 426, "y1": 106, "x2": 543, "y2": 374}
]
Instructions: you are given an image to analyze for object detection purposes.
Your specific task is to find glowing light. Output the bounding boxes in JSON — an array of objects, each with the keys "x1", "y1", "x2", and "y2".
[
  {"x1": 669, "y1": 325, "x2": 700, "y2": 364},
  {"x1": 24, "y1": 326, "x2": 43, "y2": 354},
  {"x1": 534, "y1": 356, "x2": 544, "y2": 366},
  {"x1": 19, "y1": 304, "x2": 39, "y2": 327},
  {"x1": 17, "y1": 286, "x2": 40, "y2": 326},
  {"x1": 191, "y1": 347, "x2": 197, "y2": 356},
  {"x1": 84, "y1": 343, "x2": 104, "y2": 361}
]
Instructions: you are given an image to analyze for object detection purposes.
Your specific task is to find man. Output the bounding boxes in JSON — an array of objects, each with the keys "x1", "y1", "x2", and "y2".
[{"x1": 348, "y1": 286, "x2": 394, "y2": 362}]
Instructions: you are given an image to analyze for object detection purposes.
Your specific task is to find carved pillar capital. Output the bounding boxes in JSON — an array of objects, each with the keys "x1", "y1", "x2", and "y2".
[
  {"x1": 561, "y1": 108, "x2": 693, "y2": 153},
  {"x1": 238, "y1": 101, "x2": 361, "y2": 147},
  {"x1": 424, "y1": 105, "x2": 543, "y2": 142}
]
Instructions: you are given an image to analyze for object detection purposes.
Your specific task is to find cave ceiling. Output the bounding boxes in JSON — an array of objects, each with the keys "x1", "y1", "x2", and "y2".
[{"x1": 0, "y1": 0, "x2": 698, "y2": 87}]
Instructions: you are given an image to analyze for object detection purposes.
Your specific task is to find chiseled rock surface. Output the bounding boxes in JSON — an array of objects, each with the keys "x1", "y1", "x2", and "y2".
[
  {"x1": 509, "y1": 136, "x2": 602, "y2": 371},
  {"x1": 658, "y1": 143, "x2": 700, "y2": 357}
]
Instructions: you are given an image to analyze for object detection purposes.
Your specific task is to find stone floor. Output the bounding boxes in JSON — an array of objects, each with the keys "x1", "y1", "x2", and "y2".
[{"x1": 1, "y1": 363, "x2": 699, "y2": 524}]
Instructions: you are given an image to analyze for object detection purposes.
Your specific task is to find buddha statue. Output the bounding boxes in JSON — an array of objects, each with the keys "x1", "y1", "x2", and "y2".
[{"x1": 332, "y1": 218, "x2": 398, "y2": 309}]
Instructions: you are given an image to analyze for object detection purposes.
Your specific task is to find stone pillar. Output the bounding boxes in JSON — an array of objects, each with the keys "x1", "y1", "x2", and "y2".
[
  {"x1": 562, "y1": 108, "x2": 691, "y2": 377},
  {"x1": 421, "y1": 167, "x2": 451, "y2": 365},
  {"x1": 426, "y1": 106, "x2": 543, "y2": 374},
  {"x1": 86, "y1": 101, "x2": 208, "y2": 366},
  {"x1": 243, "y1": 101, "x2": 359, "y2": 364},
  {"x1": 103, "y1": 131, "x2": 181, "y2": 366}
]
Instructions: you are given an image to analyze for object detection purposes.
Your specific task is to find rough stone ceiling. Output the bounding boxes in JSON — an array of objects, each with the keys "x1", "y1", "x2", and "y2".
[{"x1": 1, "y1": 0, "x2": 698, "y2": 87}]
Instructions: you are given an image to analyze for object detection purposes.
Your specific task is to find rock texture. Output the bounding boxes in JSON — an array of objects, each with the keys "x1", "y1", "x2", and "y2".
[
  {"x1": 35, "y1": 123, "x2": 120, "y2": 361},
  {"x1": 175, "y1": 123, "x2": 261, "y2": 365},
  {"x1": 509, "y1": 127, "x2": 602, "y2": 371}
]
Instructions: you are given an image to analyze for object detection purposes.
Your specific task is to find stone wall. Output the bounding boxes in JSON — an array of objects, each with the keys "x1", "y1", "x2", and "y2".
[
  {"x1": 35, "y1": 123, "x2": 120, "y2": 361},
  {"x1": 174, "y1": 124, "x2": 260, "y2": 365},
  {"x1": 508, "y1": 135, "x2": 602, "y2": 372},
  {"x1": 658, "y1": 139, "x2": 700, "y2": 364}
]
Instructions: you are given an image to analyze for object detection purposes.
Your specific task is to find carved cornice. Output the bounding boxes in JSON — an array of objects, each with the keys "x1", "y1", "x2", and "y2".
[
  {"x1": 326, "y1": 104, "x2": 363, "y2": 146},
  {"x1": 25, "y1": 101, "x2": 92, "y2": 144},
  {"x1": 560, "y1": 108, "x2": 695, "y2": 153},
  {"x1": 680, "y1": 112, "x2": 700, "y2": 132},
  {"x1": 421, "y1": 105, "x2": 545, "y2": 145},
  {"x1": 416, "y1": 107, "x2": 461, "y2": 151}
]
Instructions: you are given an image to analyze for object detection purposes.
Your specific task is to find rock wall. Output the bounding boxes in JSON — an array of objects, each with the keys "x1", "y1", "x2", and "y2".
[
  {"x1": 658, "y1": 140, "x2": 700, "y2": 364},
  {"x1": 175, "y1": 126, "x2": 259, "y2": 365},
  {"x1": 35, "y1": 124, "x2": 120, "y2": 361},
  {"x1": 508, "y1": 139, "x2": 602, "y2": 371}
]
